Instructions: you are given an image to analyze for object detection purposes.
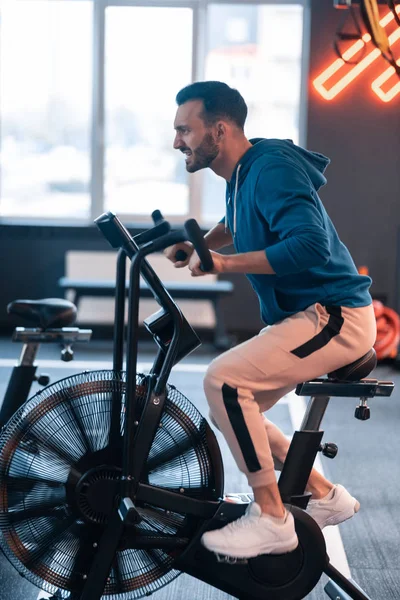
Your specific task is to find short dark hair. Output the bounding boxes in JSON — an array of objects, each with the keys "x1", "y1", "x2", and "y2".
[{"x1": 176, "y1": 81, "x2": 247, "y2": 130}]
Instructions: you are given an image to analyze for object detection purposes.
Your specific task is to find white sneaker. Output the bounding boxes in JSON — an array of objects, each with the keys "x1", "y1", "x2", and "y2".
[
  {"x1": 201, "y1": 502, "x2": 299, "y2": 559},
  {"x1": 307, "y1": 484, "x2": 360, "y2": 529}
]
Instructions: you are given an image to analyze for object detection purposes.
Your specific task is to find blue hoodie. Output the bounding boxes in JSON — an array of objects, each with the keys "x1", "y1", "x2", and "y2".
[{"x1": 223, "y1": 138, "x2": 372, "y2": 325}]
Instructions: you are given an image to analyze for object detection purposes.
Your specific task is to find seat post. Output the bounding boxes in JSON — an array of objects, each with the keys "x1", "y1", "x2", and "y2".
[
  {"x1": 278, "y1": 394, "x2": 330, "y2": 506},
  {"x1": 300, "y1": 395, "x2": 331, "y2": 431}
]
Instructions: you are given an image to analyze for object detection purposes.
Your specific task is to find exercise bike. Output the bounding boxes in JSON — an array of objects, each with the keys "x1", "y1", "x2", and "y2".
[
  {"x1": 0, "y1": 211, "x2": 394, "y2": 600},
  {"x1": 0, "y1": 298, "x2": 92, "y2": 430}
]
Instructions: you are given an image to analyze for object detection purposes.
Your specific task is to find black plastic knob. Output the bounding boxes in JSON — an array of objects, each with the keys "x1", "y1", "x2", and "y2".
[
  {"x1": 35, "y1": 374, "x2": 50, "y2": 386},
  {"x1": 61, "y1": 347, "x2": 74, "y2": 362},
  {"x1": 320, "y1": 442, "x2": 338, "y2": 459},
  {"x1": 355, "y1": 405, "x2": 370, "y2": 420}
]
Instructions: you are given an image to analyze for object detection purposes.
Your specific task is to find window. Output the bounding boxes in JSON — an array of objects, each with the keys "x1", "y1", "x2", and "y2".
[
  {"x1": 104, "y1": 6, "x2": 193, "y2": 217},
  {"x1": 0, "y1": 1, "x2": 306, "y2": 224},
  {"x1": 202, "y1": 4, "x2": 304, "y2": 223},
  {"x1": 0, "y1": 0, "x2": 92, "y2": 219}
]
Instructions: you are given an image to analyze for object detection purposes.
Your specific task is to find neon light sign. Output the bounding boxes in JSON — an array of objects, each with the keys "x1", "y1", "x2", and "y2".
[
  {"x1": 371, "y1": 59, "x2": 400, "y2": 101},
  {"x1": 313, "y1": 7, "x2": 400, "y2": 102}
]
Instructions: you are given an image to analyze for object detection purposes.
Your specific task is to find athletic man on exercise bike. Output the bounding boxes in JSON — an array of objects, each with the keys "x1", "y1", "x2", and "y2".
[{"x1": 165, "y1": 81, "x2": 376, "y2": 559}]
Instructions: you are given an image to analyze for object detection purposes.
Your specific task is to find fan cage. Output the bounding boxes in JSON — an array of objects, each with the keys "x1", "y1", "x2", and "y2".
[{"x1": 0, "y1": 370, "x2": 222, "y2": 599}]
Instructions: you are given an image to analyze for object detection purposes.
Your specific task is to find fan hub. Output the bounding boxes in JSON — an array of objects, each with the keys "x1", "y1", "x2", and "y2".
[{"x1": 76, "y1": 465, "x2": 121, "y2": 525}]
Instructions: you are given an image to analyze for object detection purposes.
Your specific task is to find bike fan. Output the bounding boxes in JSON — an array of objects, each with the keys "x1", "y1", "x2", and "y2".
[{"x1": 0, "y1": 370, "x2": 219, "y2": 598}]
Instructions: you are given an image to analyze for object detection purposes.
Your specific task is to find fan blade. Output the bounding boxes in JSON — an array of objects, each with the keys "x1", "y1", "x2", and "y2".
[
  {"x1": 28, "y1": 430, "x2": 83, "y2": 465},
  {"x1": 116, "y1": 548, "x2": 170, "y2": 590},
  {"x1": 64, "y1": 398, "x2": 95, "y2": 454},
  {"x1": 7, "y1": 480, "x2": 66, "y2": 508},
  {"x1": 69, "y1": 394, "x2": 113, "y2": 452},
  {"x1": 23, "y1": 514, "x2": 76, "y2": 568},
  {"x1": 8, "y1": 504, "x2": 68, "y2": 524},
  {"x1": 6, "y1": 446, "x2": 74, "y2": 484},
  {"x1": 3, "y1": 476, "x2": 65, "y2": 493},
  {"x1": 147, "y1": 435, "x2": 198, "y2": 472},
  {"x1": 137, "y1": 505, "x2": 183, "y2": 533},
  {"x1": 145, "y1": 549, "x2": 171, "y2": 579}
]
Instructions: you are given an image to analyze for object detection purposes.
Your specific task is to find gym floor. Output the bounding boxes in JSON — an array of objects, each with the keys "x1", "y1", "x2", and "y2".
[{"x1": 0, "y1": 338, "x2": 399, "y2": 600}]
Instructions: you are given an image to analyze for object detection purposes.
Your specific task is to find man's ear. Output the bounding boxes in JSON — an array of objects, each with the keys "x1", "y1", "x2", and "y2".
[{"x1": 216, "y1": 122, "x2": 226, "y2": 139}]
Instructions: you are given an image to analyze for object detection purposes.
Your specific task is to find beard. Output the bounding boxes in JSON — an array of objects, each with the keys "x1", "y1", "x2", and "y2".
[{"x1": 185, "y1": 132, "x2": 220, "y2": 173}]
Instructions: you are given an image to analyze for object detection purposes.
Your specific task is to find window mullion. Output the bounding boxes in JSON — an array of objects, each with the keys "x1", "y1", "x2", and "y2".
[
  {"x1": 189, "y1": 0, "x2": 207, "y2": 223},
  {"x1": 90, "y1": 0, "x2": 106, "y2": 221}
]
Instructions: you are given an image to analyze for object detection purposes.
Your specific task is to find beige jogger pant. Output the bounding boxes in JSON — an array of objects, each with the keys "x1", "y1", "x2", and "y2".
[{"x1": 204, "y1": 303, "x2": 377, "y2": 488}]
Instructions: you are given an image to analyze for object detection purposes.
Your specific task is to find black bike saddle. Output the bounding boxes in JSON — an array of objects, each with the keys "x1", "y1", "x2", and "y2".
[
  {"x1": 328, "y1": 348, "x2": 377, "y2": 381},
  {"x1": 7, "y1": 298, "x2": 77, "y2": 329}
]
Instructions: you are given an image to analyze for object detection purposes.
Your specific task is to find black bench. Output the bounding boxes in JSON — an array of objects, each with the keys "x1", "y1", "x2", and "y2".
[{"x1": 58, "y1": 277, "x2": 234, "y2": 349}]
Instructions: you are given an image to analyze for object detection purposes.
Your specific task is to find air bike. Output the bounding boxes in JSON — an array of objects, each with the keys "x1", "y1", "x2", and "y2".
[{"x1": 0, "y1": 211, "x2": 394, "y2": 600}]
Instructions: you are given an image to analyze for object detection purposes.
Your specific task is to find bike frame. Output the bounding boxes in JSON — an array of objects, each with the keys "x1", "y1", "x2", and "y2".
[{"x1": 62, "y1": 212, "x2": 392, "y2": 600}]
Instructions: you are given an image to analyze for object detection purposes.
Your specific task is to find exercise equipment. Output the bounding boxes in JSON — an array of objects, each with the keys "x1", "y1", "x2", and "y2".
[
  {"x1": 0, "y1": 298, "x2": 91, "y2": 429},
  {"x1": 358, "y1": 266, "x2": 400, "y2": 362},
  {"x1": 0, "y1": 212, "x2": 394, "y2": 600},
  {"x1": 373, "y1": 299, "x2": 400, "y2": 360}
]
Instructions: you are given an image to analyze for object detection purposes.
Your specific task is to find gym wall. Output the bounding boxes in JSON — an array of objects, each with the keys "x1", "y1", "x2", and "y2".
[
  {"x1": 0, "y1": 0, "x2": 399, "y2": 336},
  {"x1": 307, "y1": 0, "x2": 400, "y2": 309}
]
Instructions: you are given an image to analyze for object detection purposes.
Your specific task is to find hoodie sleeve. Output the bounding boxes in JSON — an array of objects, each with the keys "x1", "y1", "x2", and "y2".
[{"x1": 256, "y1": 160, "x2": 331, "y2": 276}]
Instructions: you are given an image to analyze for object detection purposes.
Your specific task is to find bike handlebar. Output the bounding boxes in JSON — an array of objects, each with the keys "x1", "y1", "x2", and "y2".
[
  {"x1": 94, "y1": 211, "x2": 214, "y2": 273},
  {"x1": 150, "y1": 210, "x2": 213, "y2": 272},
  {"x1": 151, "y1": 210, "x2": 164, "y2": 226},
  {"x1": 184, "y1": 218, "x2": 213, "y2": 272}
]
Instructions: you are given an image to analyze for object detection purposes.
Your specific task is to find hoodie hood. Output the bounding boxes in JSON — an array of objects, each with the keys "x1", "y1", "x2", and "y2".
[
  {"x1": 229, "y1": 138, "x2": 330, "y2": 193},
  {"x1": 225, "y1": 138, "x2": 331, "y2": 237}
]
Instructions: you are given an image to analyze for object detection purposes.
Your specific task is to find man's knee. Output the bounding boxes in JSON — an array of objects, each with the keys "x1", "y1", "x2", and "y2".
[
  {"x1": 203, "y1": 354, "x2": 237, "y2": 424},
  {"x1": 204, "y1": 351, "x2": 237, "y2": 391}
]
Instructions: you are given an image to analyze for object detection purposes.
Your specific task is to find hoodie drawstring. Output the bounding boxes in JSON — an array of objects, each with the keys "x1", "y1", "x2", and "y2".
[
  {"x1": 226, "y1": 164, "x2": 241, "y2": 236},
  {"x1": 233, "y1": 164, "x2": 241, "y2": 237}
]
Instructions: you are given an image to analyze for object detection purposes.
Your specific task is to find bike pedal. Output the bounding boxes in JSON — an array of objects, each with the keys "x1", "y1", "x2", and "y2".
[{"x1": 215, "y1": 553, "x2": 248, "y2": 565}]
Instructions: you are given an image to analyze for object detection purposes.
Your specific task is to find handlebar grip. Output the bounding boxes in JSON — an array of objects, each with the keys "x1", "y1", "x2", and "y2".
[
  {"x1": 175, "y1": 249, "x2": 188, "y2": 262},
  {"x1": 152, "y1": 210, "x2": 164, "y2": 225},
  {"x1": 184, "y1": 219, "x2": 214, "y2": 272}
]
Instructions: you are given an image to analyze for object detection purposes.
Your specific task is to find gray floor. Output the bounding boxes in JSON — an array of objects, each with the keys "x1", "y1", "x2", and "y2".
[{"x1": 0, "y1": 339, "x2": 399, "y2": 600}]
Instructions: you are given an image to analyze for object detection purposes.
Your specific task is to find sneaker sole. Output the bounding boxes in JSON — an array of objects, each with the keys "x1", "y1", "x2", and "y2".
[
  {"x1": 201, "y1": 535, "x2": 299, "y2": 559},
  {"x1": 321, "y1": 499, "x2": 360, "y2": 528}
]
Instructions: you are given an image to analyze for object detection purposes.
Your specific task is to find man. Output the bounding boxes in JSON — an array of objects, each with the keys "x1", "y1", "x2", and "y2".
[{"x1": 165, "y1": 81, "x2": 376, "y2": 559}]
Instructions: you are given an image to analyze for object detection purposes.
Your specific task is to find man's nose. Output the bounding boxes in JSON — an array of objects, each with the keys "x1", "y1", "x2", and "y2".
[{"x1": 173, "y1": 135, "x2": 183, "y2": 150}]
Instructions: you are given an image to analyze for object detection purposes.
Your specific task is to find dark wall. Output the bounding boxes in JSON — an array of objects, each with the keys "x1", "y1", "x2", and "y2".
[
  {"x1": 0, "y1": 0, "x2": 399, "y2": 335},
  {"x1": 0, "y1": 224, "x2": 110, "y2": 329},
  {"x1": 307, "y1": 0, "x2": 400, "y2": 308},
  {"x1": 0, "y1": 223, "x2": 262, "y2": 335}
]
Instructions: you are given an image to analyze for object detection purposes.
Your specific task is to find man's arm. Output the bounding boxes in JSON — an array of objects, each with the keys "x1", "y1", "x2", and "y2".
[
  {"x1": 222, "y1": 251, "x2": 275, "y2": 274},
  {"x1": 204, "y1": 221, "x2": 233, "y2": 250},
  {"x1": 190, "y1": 159, "x2": 330, "y2": 277},
  {"x1": 189, "y1": 248, "x2": 276, "y2": 276}
]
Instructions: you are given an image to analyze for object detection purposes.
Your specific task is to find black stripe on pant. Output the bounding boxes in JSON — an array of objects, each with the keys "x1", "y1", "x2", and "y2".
[
  {"x1": 290, "y1": 306, "x2": 344, "y2": 359},
  {"x1": 222, "y1": 383, "x2": 262, "y2": 473}
]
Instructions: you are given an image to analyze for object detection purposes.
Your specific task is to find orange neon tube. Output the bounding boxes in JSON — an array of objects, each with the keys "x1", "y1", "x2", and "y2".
[
  {"x1": 371, "y1": 59, "x2": 400, "y2": 101},
  {"x1": 313, "y1": 6, "x2": 400, "y2": 100}
]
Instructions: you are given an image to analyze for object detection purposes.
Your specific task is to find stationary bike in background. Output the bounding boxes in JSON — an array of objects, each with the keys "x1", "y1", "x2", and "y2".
[
  {"x1": 0, "y1": 211, "x2": 394, "y2": 600},
  {"x1": 0, "y1": 299, "x2": 91, "y2": 430}
]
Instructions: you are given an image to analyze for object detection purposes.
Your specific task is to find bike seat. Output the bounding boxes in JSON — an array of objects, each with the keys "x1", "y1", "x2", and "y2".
[
  {"x1": 7, "y1": 298, "x2": 77, "y2": 329},
  {"x1": 327, "y1": 348, "x2": 377, "y2": 381}
]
